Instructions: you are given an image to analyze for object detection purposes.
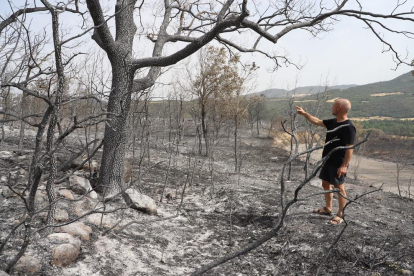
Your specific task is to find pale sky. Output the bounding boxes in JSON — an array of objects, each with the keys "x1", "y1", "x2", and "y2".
[{"x1": 2, "y1": 0, "x2": 414, "y2": 96}]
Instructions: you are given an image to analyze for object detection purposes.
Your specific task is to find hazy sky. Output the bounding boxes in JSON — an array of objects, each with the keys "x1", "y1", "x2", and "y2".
[
  {"x1": 235, "y1": 0, "x2": 414, "y2": 92},
  {"x1": 2, "y1": 0, "x2": 414, "y2": 96}
]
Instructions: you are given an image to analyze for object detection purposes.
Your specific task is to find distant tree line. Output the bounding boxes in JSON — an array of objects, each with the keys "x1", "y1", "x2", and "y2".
[{"x1": 360, "y1": 119, "x2": 414, "y2": 137}]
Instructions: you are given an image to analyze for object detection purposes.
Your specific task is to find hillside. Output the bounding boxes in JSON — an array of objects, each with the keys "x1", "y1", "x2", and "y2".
[
  {"x1": 251, "y1": 84, "x2": 358, "y2": 98},
  {"x1": 265, "y1": 71, "x2": 414, "y2": 119}
]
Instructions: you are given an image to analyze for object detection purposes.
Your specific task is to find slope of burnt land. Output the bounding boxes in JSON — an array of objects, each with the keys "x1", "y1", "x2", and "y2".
[{"x1": 0, "y1": 130, "x2": 413, "y2": 276}]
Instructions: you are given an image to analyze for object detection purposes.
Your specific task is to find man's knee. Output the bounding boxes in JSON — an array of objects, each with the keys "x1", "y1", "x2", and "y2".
[
  {"x1": 322, "y1": 180, "x2": 331, "y2": 190},
  {"x1": 334, "y1": 184, "x2": 346, "y2": 193}
]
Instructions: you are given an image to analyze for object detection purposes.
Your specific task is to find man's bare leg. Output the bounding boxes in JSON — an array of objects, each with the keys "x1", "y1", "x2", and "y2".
[
  {"x1": 330, "y1": 183, "x2": 347, "y2": 224},
  {"x1": 322, "y1": 180, "x2": 333, "y2": 211}
]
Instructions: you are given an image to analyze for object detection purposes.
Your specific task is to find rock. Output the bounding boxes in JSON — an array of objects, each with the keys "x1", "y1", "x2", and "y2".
[
  {"x1": 33, "y1": 232, "x2": 41, "y2": 241},
  {"x1": 71, "y1": 156, "x2": 99, "y2": 171},
  {"x1": 401, "y1": 270, "x2": 412, "y2": 275},
  {"x1": 165, "y1": 191, "x2": 174, "y2": 201},
  {"x1": 1, "y1": 187, "x2": 13, "y2": 198},
  {"x1": 309, "y1": 179, "x2": 321, "y2": 187},
  {"x1": 0, "y1": 151, "x2": 13, "y2": 159},
  {"x1": 35, "y1": 192, "x2": 47, "y2": 208},
  {"x1": 124, "y1": 188, "x2": 157, "y2": 215},
  {"x1": 69, "y1": 175, "x2": 95, "y2": 198},
  {"x1": 72, "y1": 198, "x2": 95, "y2": 216},
  {"x1": 14, "y1": 255, "x2": 41, "y2": 275},
  {"x1": 55, "y1": 209, "x2": 69, "y2": 222},
  {"x1": 1, "y1": 186, "x2": 22, "y2": 198},
  {"x1": 0, "y1": 270, "x2": 9, "y2": 276},
  {"x1": 19, "y1": 169, "x2": 26, "y2": 175},
  {"x1": 87, "y1": 213, "x2": 117, "y2": 229},
  {"x1": 0, "y1": 175, "x2": 7, "y2": 182},
  {"x1": 57, "y1": 189, "x2": 74, "y2": 200},
  {"x1": 52, "y1": 244, "x2": 79, "y2": 267},
  {"x1": 47, "y1": 233, "x2": 81, "y2": 250},
  {"x1": 88, "y1": 190, "x2": 98, "y2": 200},
  {"x1": 61, "y1": 222, "x2": 92, "y2": 241}
]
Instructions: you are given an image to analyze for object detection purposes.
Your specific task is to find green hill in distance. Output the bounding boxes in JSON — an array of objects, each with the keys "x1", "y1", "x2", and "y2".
[
  {"x1": 265, "y1": 71, "x2": 414, "y2": 119},
  {"x1": 251, "y1": 84, "x2": 358, "y2": 98}
]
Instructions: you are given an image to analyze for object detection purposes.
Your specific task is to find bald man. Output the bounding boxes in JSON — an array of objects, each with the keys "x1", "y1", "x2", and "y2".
[{"x1": 295, "y1": 98, "x2": 356, "y2": 225}]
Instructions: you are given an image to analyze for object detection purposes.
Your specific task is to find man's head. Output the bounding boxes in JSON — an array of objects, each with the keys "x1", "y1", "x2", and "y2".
[{"x1": 332, "y1": 98, "x2": 351, "y2": 116}]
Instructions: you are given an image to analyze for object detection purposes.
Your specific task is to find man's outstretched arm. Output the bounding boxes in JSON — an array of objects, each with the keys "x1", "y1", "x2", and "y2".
[{"x1": 295, "y1": 106, "x2": 326, "y2": 128}]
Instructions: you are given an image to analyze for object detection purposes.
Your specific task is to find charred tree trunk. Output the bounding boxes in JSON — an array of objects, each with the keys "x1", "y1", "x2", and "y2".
[
  {"x1": 234, "y1": 115, "x2": 239, "y2": 172},
  {"x1": 45, "y1": 4, "x2": 66, "y2": 229},
  {"x1": 98, "y1": 64, "x2": 134, "y2": 196},
  {"x1": 201, "y1": 103, "x2": 209, "y2": 156}
]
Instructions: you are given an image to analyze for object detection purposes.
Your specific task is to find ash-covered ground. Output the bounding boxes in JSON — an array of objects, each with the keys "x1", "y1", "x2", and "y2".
[{"x1": 1, "y1": 128, "x2": 413, "y2": 276}]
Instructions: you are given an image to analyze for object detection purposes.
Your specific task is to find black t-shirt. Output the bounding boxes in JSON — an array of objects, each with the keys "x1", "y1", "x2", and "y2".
[{"x1": 322, "y1": 118, "x2": 356, "y2": 167}]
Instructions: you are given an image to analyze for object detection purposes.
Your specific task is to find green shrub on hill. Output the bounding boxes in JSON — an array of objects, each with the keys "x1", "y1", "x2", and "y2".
[{"x1": 360, "y1": 119, "x2": 414, "y2": 137}]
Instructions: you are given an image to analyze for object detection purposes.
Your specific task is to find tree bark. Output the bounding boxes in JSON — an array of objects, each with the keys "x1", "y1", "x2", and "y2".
[{"x1": 98, "y1": 63, "x2": 134, "y2": 196}]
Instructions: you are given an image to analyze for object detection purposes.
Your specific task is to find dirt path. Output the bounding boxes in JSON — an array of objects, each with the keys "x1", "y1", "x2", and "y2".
[{"x1": 295, "y1": 144, "x2": 413, "y2": 196}]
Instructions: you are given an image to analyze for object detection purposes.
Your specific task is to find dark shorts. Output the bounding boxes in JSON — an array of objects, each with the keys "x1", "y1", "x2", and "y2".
[{"x1": 319, "y1": 163, "x2": 346, "y2": 185}]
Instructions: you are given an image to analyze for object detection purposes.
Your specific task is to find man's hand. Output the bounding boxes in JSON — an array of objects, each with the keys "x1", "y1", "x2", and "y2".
[
  {"x1": 294, "y1": 106, "x2": 325, "y2": 127},
  {"x1": 295, "y1": 106, "x2": 306, "y2": 115},
  {"x1": 337, "y1": 166, "x2": 347, "y2": 178}
]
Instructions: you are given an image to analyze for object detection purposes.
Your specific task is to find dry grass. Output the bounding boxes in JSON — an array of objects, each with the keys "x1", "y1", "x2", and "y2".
[
  {"x1": 351, "y1": 116, "x2": 414, "y2": 121},
  {"x1": 370, "y1": 92, "x2": 404, "y2": 97}
]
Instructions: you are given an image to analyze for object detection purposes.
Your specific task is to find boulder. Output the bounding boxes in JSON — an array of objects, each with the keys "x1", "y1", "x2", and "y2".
[
  {"x1": 69, "y1": 175, "x2": 92, "y2": 195},
  {"x1": 71, "y1": 156, "x2": 99, "y2": 171},
  {"x1": 0, "y1": 270, "x2": 9, "y2": 276},
  {"x1": 35, "y1": 192, "x2": 47, "y2": 208},
  {"x1": 57, "y1": 189, "x2": 74, "y2": 200},
  {"x1": 14, "y1": 255, "x2": 41, "y2": 275},
  {"x1": 60, "y1": 222, "x2": 92, "y2": 241},
  {"x1": 124, "y1": 188, "x2": 157, "y2": 215},
  {"x1": 71, "y1": 198, "x2": 95, "y2": 216},
  {"x1": 47, "y1": 233, "x2": 81, "y2": 250},
  {"x1": 55, "y1": 209, "x2": 69, "y2": 222},
  {"x1": 1, "y1": 187, "x2": 14, "y2": 198},
  {"x1": 69, "y1": 175, "x2": 97, "y2": 199},
  {"x1": 51, "y1": 244, "x2": 79, "y2": 267},
  {"x1": 87, "y1": 213, "x2": 117, "y2": 229},
  {"x1": 309, "y1": 179, "x2": 321, "y2": 188},
  {"x1": 88, "y1": 190, "x2": 98, "y2": 200},
  {"x1": 0, "y1": 175, "x2": 7, "y2": 182},
  {"x1": 0, "y1": 151, "x2": 13, "y2": 159}
]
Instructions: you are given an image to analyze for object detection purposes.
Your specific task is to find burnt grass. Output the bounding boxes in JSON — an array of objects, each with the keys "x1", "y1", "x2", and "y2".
[{"x1": 0, "y1": 129, "x2": 413, "y2": 276}]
